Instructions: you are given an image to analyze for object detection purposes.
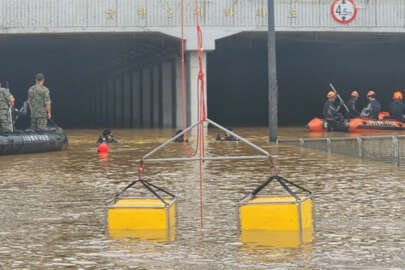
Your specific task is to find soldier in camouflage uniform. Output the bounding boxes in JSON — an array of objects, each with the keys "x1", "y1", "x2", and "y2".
[
  {"x1": 0, "y1": 82, "x2": 15, "y2": 134},
  {"x1": 27, "y1": 73, "x2": 52, "y2": 131}
]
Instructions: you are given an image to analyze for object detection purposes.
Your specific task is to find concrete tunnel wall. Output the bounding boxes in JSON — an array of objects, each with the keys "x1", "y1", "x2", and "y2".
[
  {"x1": 89, "y1": 56, "x2": 188, "y2": 129},
  {"x1": 88, "y1": 36, "x2": 207, "y2": 130},
  {"x1": 85, "y1": 33, "x2": 186, "y2": 129}
]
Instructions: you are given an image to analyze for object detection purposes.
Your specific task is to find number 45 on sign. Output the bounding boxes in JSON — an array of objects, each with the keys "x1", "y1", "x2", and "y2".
[{"x1": 331, "y1": 0, "x2": 357, "y2": 24}]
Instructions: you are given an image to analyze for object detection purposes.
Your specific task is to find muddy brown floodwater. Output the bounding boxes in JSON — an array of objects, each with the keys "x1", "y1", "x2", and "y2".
[{"x1": 0, "y1": 127, "x2": 404, "y2": 269}]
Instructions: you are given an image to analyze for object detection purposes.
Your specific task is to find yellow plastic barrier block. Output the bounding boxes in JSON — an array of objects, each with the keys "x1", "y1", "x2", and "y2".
[
  {"x1": 239, "y1": 196, "x2": 312, "y2": 231},
  {"x1": 108, "y1": 198, "x2": 176, "y2": 231}
]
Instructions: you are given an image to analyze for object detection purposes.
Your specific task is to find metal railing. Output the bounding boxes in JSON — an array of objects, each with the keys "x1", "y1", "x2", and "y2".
[{"x1": 279, "y1": 135, "x2": 405, "y2": 167}]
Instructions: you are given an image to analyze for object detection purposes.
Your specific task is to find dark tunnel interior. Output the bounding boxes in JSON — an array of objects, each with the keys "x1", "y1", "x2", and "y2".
[
  {"x1": 2, "y1": 32, "x2": 405, "y2": 129},
  {"x1": 208, "y1": 32, "x2": 405, "y2": 126},
  {"x1": 0, "y1": 33, "x2": 179, "y2": 129}
]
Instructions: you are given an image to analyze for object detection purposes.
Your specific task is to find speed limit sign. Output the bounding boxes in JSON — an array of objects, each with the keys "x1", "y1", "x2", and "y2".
[{"x1": 331, "y1": 0, "x2": 357, "y2": 24}]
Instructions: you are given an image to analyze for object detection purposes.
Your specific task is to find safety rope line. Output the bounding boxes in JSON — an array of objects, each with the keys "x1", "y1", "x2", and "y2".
[
  {"x1": 268, "y1": 156, "x2": 278, "y2": 177},
  {"x1": 179, "y1": 0, "x2": 207, "y2": 228},
  {"x1": 139, "y1": 160, "x2": 144, "y2": 180},
  {"x1": 195, "y1": 0, "x2": 206, "y2": 230}
]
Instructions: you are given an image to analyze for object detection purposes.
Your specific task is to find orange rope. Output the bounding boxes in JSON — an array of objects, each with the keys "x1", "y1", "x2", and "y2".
[
  {"x1": 138, "y1": 160, "x2": 145, "y2": 180},
  {"x1": 180, "y1": 0, "x2": 206, "y2": 229},
  {"x1": 196, "y1": 0, "x2": 206, "y2": 229}
]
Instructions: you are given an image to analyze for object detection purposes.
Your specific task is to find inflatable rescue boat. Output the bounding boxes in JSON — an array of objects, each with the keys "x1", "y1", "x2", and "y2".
[
  {"x1": 307, "y1": 113, "x2": 405, "y2": 132},
  {"x1": 0, "y1": 127, "x2": 68, "y2": 155}
]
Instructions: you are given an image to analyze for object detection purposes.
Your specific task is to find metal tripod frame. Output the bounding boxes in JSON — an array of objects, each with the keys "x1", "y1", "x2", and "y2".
[{"x1": 137, "y1": 118, "x2": 273, "y2": 163}]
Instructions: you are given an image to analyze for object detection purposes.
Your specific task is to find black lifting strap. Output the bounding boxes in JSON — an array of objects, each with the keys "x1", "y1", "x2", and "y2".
[
  {"x1": 252, "y1": 177, "x2": 274, "y2": 196},
  {"x1": 274, "y1": 176, "x2": 299, "y2": 201},
  {"x1": 106, "y1": 180, "x2": 140, "y2": 205},
  {"x1": 279, "y1": 176, "x2": 312, "y2": 196},
  {"x1": 240, "y1": 176, "x2": 311, "y2": 203},
  {"x1": 107, "y1": 179, "x2": 175, "y2": 207},
  {"x1": 146, "y1": 181, "x2": 176, "y2": 199},
  {"x1": 239, "y1": 177, "x2": 274, "y2": 202},
  {"x1": 141, "y1": 180, "x2": 170, "y2": 207}
]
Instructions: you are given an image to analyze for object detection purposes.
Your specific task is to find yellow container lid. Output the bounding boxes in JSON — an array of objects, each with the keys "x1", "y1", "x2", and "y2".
[
  {"x1": 113, "y1": 199, "x2": 173, "y2": 207},
  {"x1": 247, "y1": 196, "x2": 308, "y2": 203}
]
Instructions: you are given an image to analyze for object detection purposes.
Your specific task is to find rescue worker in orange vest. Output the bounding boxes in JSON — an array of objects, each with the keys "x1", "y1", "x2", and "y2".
[
  {"x1": 360, "y1": 91, "x2": 381, "y2": 119},
  {"x1": 323, "y1": 91, "x2": 343, "y2": 131},
  {"x1": 346, "y1": 90, "x2": 360, "y2": 118},
  {"x1": 389, "y1": 91, "x2": 405, "y2": 122}
]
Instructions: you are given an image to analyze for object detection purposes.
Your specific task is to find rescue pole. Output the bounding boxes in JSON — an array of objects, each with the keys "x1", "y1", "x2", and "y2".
[
  {"x1": 8, "y1": 108, "x2": 13, "y2": 133},
  {"x1": 6, "y1": 82, "x2": 14, "y2": 133},
  {"x1": 268, "y1": 0, "x2": 278, "y2": 142}
]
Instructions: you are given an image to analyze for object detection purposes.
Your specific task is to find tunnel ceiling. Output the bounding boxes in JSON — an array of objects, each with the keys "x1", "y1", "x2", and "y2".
[{"x1": 217, "y1": 32, "x2": 405, "y2": 48}]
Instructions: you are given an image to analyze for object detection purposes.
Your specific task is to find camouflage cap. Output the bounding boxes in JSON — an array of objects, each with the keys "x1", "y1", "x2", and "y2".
[{"x1": 35, "y1": 73, "x2": 45, "y2": 80}]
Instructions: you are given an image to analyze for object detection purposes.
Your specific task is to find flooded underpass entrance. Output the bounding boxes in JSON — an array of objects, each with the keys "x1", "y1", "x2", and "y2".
[
  {"x1": 2, "y1": 0, "x2": 405, "y2": 268},
  {"x1": 0, "y1": 33, "x2": 180, "y2": 129},
  {"x1": 208, "y1": 32, "x2": 405, "y2": 126},
  {"x1": 3, "y1": 31, "x2": 405, "y2": 129},
  {"x1": 4, "y1": 32, "x2": 405, "y2": 129},
  {"x1": 0, "y1": 127, "x2": 404, "y2": 269}
]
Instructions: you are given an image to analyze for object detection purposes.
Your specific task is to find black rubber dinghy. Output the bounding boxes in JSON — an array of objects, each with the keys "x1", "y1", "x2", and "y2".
[{"x1": 0, "y1": 127, "x2": 68, "y2": 155}]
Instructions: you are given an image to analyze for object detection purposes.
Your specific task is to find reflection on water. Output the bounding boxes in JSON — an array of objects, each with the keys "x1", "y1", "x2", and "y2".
[
  {"x1": 108, "y1": 229, "x2": 175, "y2": 242},
  {"x1": 0, "y1": 127, "x2": 404, "y2": 269},
  {"x1": 240, "y1": 229, "x2": 313, "y2": 250}
]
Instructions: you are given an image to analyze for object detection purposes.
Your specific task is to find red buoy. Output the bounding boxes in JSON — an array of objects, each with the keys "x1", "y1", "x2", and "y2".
[{"x1": 98, "y1": 143, "x2": 109, "y2": 153}]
